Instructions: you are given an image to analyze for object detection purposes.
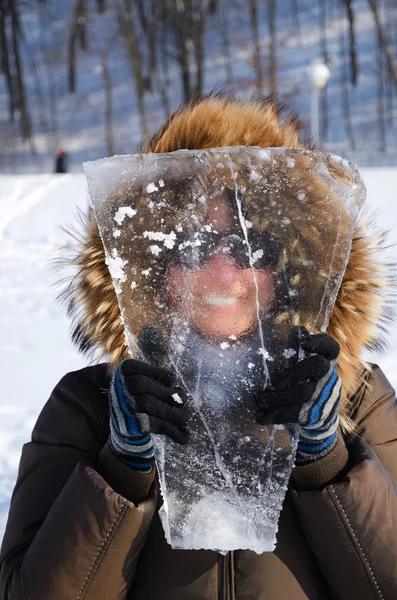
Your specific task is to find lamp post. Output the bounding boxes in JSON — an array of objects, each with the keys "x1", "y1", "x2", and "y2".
[{"x1": 310, "y1": 59, "x2": 331, "y2": 142}]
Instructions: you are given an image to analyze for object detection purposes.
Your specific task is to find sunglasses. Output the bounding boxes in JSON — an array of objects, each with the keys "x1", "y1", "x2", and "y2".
[{"x1": 169, "y1": 230, "x2": 282, "y2": 270}]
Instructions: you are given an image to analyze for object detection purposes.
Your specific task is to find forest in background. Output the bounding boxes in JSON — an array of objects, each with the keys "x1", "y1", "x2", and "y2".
[{"x1": 1, "y1": 0, "x2": 397, "y2": 171}]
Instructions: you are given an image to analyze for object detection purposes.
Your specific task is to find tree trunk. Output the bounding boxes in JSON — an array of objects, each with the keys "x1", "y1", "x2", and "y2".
[
  {"x1": 218, "y1": 2, "x2": 233, "y2": 82},
  {"x1": 267, "y1": 0, "x2": 276, "y2": 96},
  {"x1": 344, "y1": 0, "x2": 358, "y2": 85},
  {"x1": 368, "y1": 0, "x2": 397, "y2": 88},
  {"x1": 118, "y1": 0, "x2": 148, "y2": 140},
  {"x1": 9, "y1": 0, "x2": 32, "y2": 140},
  {"x1": 0, "y1": 5, "x2": 16, "y2": 121},
  {"x1": 249, "y1": 0, "x2": 263, "y2": 92},
  {"x1": 102, "y1": 43, "x2": 115, "y2": 156},
  {"x1": 339, "y1": 7, "x2": 356, "y2": 150}
]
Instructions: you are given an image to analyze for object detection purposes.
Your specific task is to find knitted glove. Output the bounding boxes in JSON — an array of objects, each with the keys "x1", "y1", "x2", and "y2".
[
  {"x1": 109, "y1": 359, "x2": 190, "y2": 472},
  {"x1": 256, "y1": 327, "x2": 342, "y2": 464}
]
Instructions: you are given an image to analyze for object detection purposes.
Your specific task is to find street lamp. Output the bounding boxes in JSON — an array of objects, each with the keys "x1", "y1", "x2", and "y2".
[{"x1": 310, "y1": 59, "x2": 331, "y2": 142}]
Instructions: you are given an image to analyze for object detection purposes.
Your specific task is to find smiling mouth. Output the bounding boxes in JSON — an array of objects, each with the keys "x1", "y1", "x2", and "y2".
[{"x1": 200, "y1": 294, "x2": 240, "y2": 306}]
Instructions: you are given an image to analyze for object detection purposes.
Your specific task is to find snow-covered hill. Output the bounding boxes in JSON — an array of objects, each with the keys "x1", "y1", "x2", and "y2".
[{"x1": 0, "y1": 168, "x2": 396, "y2": 541}]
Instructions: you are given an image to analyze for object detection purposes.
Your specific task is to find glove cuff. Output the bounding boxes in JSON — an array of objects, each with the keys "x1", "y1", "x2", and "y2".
[{"x1": 295, "y1": 426, "x2": 339, "y2": 464}]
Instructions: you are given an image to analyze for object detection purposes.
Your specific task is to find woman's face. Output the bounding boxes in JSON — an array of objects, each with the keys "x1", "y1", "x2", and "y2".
[{"x1": 168, "y1": 197, "x2": 276, "y2": 340}]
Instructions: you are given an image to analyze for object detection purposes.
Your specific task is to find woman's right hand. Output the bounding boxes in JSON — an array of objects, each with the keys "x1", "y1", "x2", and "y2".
[{"x1": 108, "y1": 360, "x2": 190, "y2": 472}]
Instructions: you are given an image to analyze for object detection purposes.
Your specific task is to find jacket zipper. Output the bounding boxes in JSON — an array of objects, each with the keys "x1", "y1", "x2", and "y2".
[{"x1": 219, "y1": 551, "x2": 234, "y2": 600}]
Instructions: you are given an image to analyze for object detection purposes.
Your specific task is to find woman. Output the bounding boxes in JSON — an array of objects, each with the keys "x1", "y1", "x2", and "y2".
[{"x1": 1, "y1": 95, "x2": 396, "y2": 599}]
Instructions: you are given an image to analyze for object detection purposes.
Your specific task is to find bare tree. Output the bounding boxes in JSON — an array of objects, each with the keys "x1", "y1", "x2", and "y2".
[
  {"x1": 266, "y1": 0, "x2": 277, "y2": 96},
  {"x1": 117, "y1": 0, "x2": 148, "y2": 139},
  {"x1": 343, "y1": 0, "x2": 358, "y2": 85},
  {"x1": 319, "y1": 0, "x2": 329, "y2": 139},
  {"x1": 338, "y1": 4, "x2": 356, "y2": 150},
  {"x1": 217, "y1": 0, "x2": 233, "y2": 83},
  {"x1": 376, "y1": 47, "x2": 387, "y2": 151},
  {"x1": 0, "y1": 3, "x2": 16, "y2": 121},
  {"x1": 9, "y1": 0, "x2": 32, "y2": 140},
  {"x1": 368, "y1": 0, "x2": 397, "y2": 87},
  {"x1": 68, "y1": 0, "x2": 88, "y2": 93},
  {"x1": 102, "y1": 42, "x2": 115, "y2": 156},
  {"x1": 249, "y1": 0, "x2": 263, "y2": 92}
]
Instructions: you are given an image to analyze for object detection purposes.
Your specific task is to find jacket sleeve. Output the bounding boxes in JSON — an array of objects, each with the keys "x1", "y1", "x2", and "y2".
[
  {"x1": 0, "y1": 370, "x2": 158, "y2": 600},
  {"x1": 290, "y1": 365, "x2": 397, "y2": 600}
]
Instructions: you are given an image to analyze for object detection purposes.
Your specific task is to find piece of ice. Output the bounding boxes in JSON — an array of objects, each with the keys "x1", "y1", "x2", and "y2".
[
  {"x1": 84, "y1": 146, "x2": 366, "y2": 555},
  {"x1": 283, "y1": 348, "x2": 297, "y2": 359}
]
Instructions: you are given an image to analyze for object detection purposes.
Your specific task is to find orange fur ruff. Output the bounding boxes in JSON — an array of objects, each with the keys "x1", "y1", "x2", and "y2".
[{"x1": 59, "y1": 95, "x2": 394, "y2": 433}]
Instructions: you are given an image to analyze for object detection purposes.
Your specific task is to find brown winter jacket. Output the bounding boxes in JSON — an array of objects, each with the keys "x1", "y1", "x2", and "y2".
[
  {"x1": 1, "y1": 362, "x2": 397, "y2": 599},
  {"x1": 1, "y1": 96, "x2": 397, "y2": 599}
]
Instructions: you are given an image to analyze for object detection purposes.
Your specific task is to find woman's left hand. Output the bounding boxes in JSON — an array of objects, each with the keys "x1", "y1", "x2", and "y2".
[{"x1": 256, "y1": 327, "x2": 342, "y2": 464}]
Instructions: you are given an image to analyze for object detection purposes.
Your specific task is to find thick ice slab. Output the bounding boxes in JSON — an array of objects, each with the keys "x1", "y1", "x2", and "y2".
[{"x1": 84, "y1": 146, "x2": 365, "y2": 553}]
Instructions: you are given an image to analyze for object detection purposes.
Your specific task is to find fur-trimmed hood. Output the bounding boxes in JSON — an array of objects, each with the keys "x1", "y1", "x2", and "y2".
[{"x1": 60, "y1": 94, "x2": 393, "y2": 431}]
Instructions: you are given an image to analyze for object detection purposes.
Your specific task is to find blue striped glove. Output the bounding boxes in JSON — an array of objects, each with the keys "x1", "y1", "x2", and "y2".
[
  {"x1": 256, "y1": 327, "x2": 342, "y2": 464},
  {"x1": 108, "y1": 360, "x2": 190, "y2": 473}
]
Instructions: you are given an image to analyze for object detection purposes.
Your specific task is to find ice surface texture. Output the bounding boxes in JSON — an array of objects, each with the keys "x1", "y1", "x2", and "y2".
[{"x1": 84, "y1": 147, "x2": 366, "y2": 554}]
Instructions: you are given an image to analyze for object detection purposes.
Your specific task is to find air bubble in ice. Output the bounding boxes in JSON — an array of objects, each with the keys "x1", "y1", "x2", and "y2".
[
  {"x1": 296, "y1": 191, "x2": 306, "y2": 201},
  {"x1": 286, "y1": 157, "x2": 295, "y2": 168},
  {"x1": 252, "y1": 249, "x2": 264, "y2": 263}
]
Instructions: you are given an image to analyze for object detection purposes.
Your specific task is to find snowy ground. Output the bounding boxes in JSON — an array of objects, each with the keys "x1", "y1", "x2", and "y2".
[{"x1": 0, "y1": 168, "x2": 396, "y2": 542}]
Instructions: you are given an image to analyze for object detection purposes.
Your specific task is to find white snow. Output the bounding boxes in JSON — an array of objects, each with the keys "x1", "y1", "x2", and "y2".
[
  {"x1": 172, "y1": 393, "x2": 183, "y2": 405},
  {"x1": 114, "y1": 206, "x2": 137, "y2": 225},
  {"x1": 143, "y1": 230, "x2": 177, "y2": 249},
  {"x1": 105, "y1": 248, "x2": 128, "y2": 290},
  {"x1": 147, "y1": 183, "x2": 159, "y2": 193},
  {"x1": 0, "y1": 168, "x2": 397, "y2": 544}
]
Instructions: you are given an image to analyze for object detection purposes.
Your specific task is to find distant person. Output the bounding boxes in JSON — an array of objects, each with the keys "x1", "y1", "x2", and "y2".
[
  {"x1": 1, "y1": 94, "x2": 397, "y2": 599},
  {"x1": 54, "y1": 148, "x2": 68, "y2": 173}
]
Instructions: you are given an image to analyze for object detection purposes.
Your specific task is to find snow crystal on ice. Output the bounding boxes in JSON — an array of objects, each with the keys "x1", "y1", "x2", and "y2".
[
  {"x1": 113, "y1": 229, "x2": 121, "y2": 238},
  {"x1": 149, "y1": 245, "x2": 162, "y2": 256},
  {"x1": 159, "y1": 179, "x2": 165, "y2": 187},
  {"x1": 172, "y1": 393, "x2": 183, "y2": 404},
  {"x1": 147, "y1": 183, "x2": 159, "y2": 193},
  {"x1": 143, "y1": 230, "x2": 177, "y2": 249},
  {"x1": 105, "y1": 249, "x2": 128, "y2": 292},
  {"x1": 283, "y1": 348, "x2": 297, "y2": 359},
  {"x1": 220, "y1": 342, "x2": 230, "y2": 350},
  {"x1": 130, "y1": 281, "x2": 137, "y2": 290},
  {"x1": 114, "y1": 206, "x2": 137, "y2": 225}
]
